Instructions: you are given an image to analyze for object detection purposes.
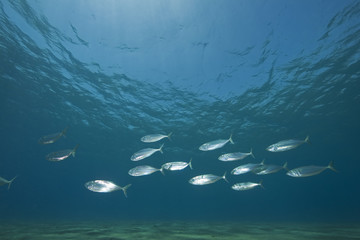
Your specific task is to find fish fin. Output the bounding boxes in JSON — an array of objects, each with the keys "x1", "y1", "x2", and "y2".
[
  {"x1": 167, "y1": 132, "x2": 173, "y2": 141},
  {"x1": 159, "y1": 143, "x2": 164, "y2": 154},
  {"x1": 7, "y1": 175, "x2": 18, "y2": 190},
  {"x1": 121, "y1": 184, "x2": 132, "y2": 198},
  {"x1": 61, "y1": 127, "x2": 69, "y2": 137},
  {"x1": 229, "y1": 134, "x2": 234, "y2": 144},
  {"x1": 72, "y1": 144, "x2": 80, "y2": 157},
  {"x1": 160, "y1": 167, "x2": 165, "y2": 175},
  {"x1": 328, "y1": 161, "x2": 337, "y2": 172},
  {"x1": 283, "y1": 162, "x2": 289, "y2": 171},
  {"x1": 259, "y1": 180, "x2": 264, "y2": 189},
  {"x1": 222, "y1": 172, "x2": 229, "y2": 183},
  {"x1": 304, "y1": 135, "x2": 310, "y2": 143},
  {"x1": 250, "y1": 148, "x2": 255, "y2": 159},
  {"x1": 260, "y1": 159, "x2": 266, "y2": 165},
  {"x1": 188, "y1": 158, "x2": 193, "y2": 170}
]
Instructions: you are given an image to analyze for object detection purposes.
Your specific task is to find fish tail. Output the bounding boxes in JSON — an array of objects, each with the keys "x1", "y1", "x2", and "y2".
[
  {"x1": 259, "y1": 180, "x2": 264, "y2": 189},
  {"x1": 223, "y1": 172, "x2": 229, "y2": 183},
  {"x1": 304, "y1": 135, "x2": 310, "y2": 143},
  {"x1": 8, "y1": 175, "x2": 18, "y2": 190},
  {"x1": 61, "y1": 126, "x2": 69, "y2": 137},
  {"x1": 229, "y1": 134, "x2": 235, "y2": 144},
  {"x1": 159, "y1": 143, "x2": 164, "y2": 154},
  {"x1": 188, "y1": 158, "x2": 193, "y2": 170},
  {"x1": 283, "y1": 162, "x2": 289, "y2": 171},
  {"x1": 250, "y1": 148, "x2": 255, "y2": 159},
  {"x1": 160, "y1": 167, "x2": 165, "y2": 176},
  {"x1": 328, "y1": 161, "x2": 337, "y2": 172},
  {"x1": 72, "y1": 144, "x2": 80, "y2": 157},
  {"x1": 121, "y1": 184, "x2": 132, "y2": 198},
  {"x1": 167, "y1": 132, "x2": 173, "y2": 141}
]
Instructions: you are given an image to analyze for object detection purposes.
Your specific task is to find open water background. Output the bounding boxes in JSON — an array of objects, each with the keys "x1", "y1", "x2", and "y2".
[{"x1": 1, "y1": 0, "x2": 360, "y2": 224}]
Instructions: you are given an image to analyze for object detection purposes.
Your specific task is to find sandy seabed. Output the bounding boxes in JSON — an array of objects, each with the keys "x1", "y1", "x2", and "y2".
[{"x1": 0, "y1": 221, "x2": 359, "y2": 240}]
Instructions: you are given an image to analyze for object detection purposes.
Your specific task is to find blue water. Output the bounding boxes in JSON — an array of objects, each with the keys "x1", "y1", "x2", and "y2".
[{"x1": 1, "y1": 0, "x2": 359, "y2": 224}]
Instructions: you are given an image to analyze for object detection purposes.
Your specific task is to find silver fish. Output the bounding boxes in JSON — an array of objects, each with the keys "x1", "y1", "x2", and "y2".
[
  {"x1": 0, "y1": 175, "x2": 17, "y2": 190},
  {"x1": 162, "y1": 159, "x2": 193, "y2": 171},
  {"x1": 199, "y1": 134, "x2": 234, "y2": 151},
  {"x1": 286, "y1": 161, "x2": 336, "y2": 177},
  {"x1": 84, "y1": 180, "x2": 131, "y2": 197},
  {"x1": 218, "y1": 149, "x2": 255, "y2": 161},
  {"x1": 231, "y1": 160, "x2": 265, "y2": 175},
  {"x1": 141, "y1": 132, "x2": 172, "y2": 143},
  {"x1": 128, "y1": 165, "x2": 164, "y2": 177},
  {"x1": 46, "y1": 144, "x2": 79, "y2": 161},
  {"x1": 232, "y1": 181, "x2": 263, "y2": 191},
  {"x1": 131, "y1": 144, "x2": 164, "y2": 161},
  {"x1": 38, "y1": 127, "x2": 68, "y2": 144},
  {"x1": 252, "y1": 162, "x2": 288, "y2": 175},
  {"x1": 266, "y1": 136, "x2": 309, "y2": 152},
  {"x1": 189, "y1": 172, "x2": 228, "y2": 185}
]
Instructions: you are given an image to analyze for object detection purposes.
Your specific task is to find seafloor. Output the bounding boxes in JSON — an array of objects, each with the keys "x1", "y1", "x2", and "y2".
[{"x1": 0, "y1": 221, "x2": 359, "y2": 240}]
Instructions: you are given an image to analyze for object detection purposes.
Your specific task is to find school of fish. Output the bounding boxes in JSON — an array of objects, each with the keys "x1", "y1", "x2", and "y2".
[{"x1": 1, "y1": 129, "x2": 337, "y2": 198}]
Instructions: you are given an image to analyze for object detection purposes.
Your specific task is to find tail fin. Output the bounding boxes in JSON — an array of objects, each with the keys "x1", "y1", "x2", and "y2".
[
  {"x1": 304, "y1": 135, "x2": 310, "y2": 143},
  {"x1": 250, "y1": 148, "x2": 255, "y2": 159},
  {"x1": 72, "y1": 144, "x2": 80, "y2": 157},
  {"x1": 61, "y1": 126, "x2": 69, "y2": 137},
  {"x1": 258, "y1": 180, "x2": 264, "y2": 189},
  {"x1": 283, "y1": 162, "x2": 289, "y2": 171},
  {"x1": 188, "y1": 158, "x2": 193, "y2": 170},
  {"x1": 8, "y1": 175, "x2": 17, "y2": 190},
  {"x1": 159, "y1": 167, "x2": 165, "y2": 175},
  {"x1": 121, "y1": 184, "x2": 132, "y2": 198},
  {"x1": 167, "y1": 132, "x2": 173, "y2": 141},
  {"x1": 159, "y1": 144, "x2": 164, "y2": 154},
  {"x1": 328, "y1": 161, "x2": 337, "y2": 172},
  {"x1": 222, "y1": 172, "x2": 229, "y2": 183},
  {"x1": 229, "y1": 134, "x2": 234, "y2": 144}
]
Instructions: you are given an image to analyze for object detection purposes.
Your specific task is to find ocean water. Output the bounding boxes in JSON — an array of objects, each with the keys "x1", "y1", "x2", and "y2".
[{"x1": 1, "y1": 0, "x2": 360, "y2": 239}]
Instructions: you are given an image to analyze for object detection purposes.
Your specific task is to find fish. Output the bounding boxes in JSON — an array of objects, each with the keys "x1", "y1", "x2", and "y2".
[
  {"x1": 199, "y1": 134, "x2": 234, "y2": 151},
  {"x1": 252, "y1": 162, "x2": 288, "y2": 175},
  {"x1": 38, "y1": 127, "x2": 68, "y2": 144},
  {"x1": 218, "y1": 148, "x2": 255, "y2": 161},
  {"x1": 232, "y1": 181, "x2": 263, "y2": 191},
  {"x1": 286, "y1": 161, "x2": 336, "y2": 177},
  {"x1": 84, "y1": 180, "x2": 131, "y2": 197},
  {"x1": 189, "y1": 172, "x2": 228, "y2": 185},
  {"x1": 0, "y1": 175, "x2": 17, "y2": 190},
  {"x1": 266, "y1": 136, "x2": 310, "y2": 152},
  {"x1": 46, "y1": 144, "x2": 79, "y2": 161},
  {"x1": 131, "y1": 144, "x2": 164, "y2": 161},
  {"x1": 141, "y1": 132, "x2": 172, "y2": 143},
  {"x1": 128, "y1": 165, "x2": 164, "y2": 177},
  {"x1": 162, "y1": 159, "x2": 193, "y2": 171},
  {"x1": 231, "y1": 160, "x2": 265, "y2": 175}
]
